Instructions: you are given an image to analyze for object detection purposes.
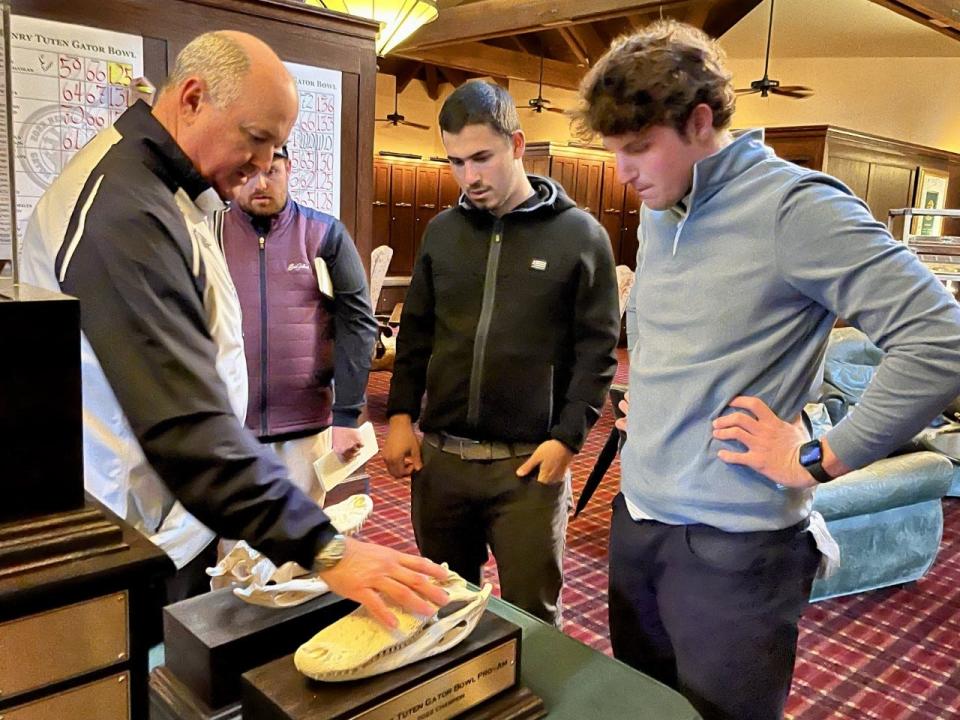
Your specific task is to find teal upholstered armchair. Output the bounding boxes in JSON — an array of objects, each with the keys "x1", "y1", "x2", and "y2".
[{"x1": 807, "y1": 328, "x2": 954, "y2": 601}]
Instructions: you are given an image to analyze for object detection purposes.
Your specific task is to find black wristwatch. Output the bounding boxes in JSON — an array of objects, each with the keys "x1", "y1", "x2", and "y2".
[{"x1": 798, "y1": 439, "x2": 833, "y2": 484}]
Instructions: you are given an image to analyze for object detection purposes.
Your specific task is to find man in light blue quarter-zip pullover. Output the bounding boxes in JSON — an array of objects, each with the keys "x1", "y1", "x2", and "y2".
[{"x1": 573, "y1": 20, "x2": 960, "y2": 720}]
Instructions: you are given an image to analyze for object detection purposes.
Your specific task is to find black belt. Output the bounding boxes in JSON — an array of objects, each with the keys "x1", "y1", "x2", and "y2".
[{"x1": 424, "y1": 432, "x2": 539, "y2": 461}]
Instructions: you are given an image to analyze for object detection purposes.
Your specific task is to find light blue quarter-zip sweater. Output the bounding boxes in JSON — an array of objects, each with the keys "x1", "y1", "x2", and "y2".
[{"x1": 621, "y1": 129, "x2": 960, "y2": 532}]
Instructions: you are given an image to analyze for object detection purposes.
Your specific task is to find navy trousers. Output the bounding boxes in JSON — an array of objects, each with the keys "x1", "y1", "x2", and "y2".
[{"x1": 608, "y1": 493, "x2": 820, "y2": 720}]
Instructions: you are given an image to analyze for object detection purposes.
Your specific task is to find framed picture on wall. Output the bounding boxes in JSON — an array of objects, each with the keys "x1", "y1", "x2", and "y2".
[{"x1": 912, "y1": 167, "x2": 950, "y2": 236}]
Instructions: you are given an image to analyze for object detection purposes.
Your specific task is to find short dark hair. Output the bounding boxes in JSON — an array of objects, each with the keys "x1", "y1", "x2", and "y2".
[
  {"x1": 571, "y1": 19, "x2": 735, "y2": 139},
  {"x1": 438, "y1": 80, "x2": 520, "y2": 138}
]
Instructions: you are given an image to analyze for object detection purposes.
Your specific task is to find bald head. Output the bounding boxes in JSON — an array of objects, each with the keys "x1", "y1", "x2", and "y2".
[
  {"x1": 153, "y1": 31, "x2": 299, "y2": 201},
  {"x1": 162, "y1": 31, "x2": 295, "y2": 108}
]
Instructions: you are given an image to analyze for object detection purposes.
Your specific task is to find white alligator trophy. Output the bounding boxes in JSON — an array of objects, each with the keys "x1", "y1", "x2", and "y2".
[
  {"x1": 205, "y1": 494, "x2": 374, "y2": 608},
  {"x1": 294, "y1": 567, "x2": 493, "y2": 681}
]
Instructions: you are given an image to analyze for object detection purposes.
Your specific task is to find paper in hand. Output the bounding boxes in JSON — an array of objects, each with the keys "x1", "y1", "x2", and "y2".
[
  {"x1": 313, "y1": 421, "x2": 378, "y2": 492},
  {"x1": 314, "y1": 257, "x2": 334, "y2": 299}
]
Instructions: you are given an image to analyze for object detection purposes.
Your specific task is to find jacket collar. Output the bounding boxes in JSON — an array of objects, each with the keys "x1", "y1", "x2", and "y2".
[
  {"x1": 115, "y1": 101, "x2": 224, "y2": 214},
  {"x1": 682, "y1": 128, "x2": 771, "y2": 215},
  {"x1": 231, "y1": 197, "x2": 297, "y2": 236},
  {"x1": 457, "y1": 174, "x2": 574, "y2": 219}
]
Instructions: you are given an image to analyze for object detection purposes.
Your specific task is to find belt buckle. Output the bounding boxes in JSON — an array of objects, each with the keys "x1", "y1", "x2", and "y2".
[{"x1": 453, "y1": 436, "x2": 485, "y2": 461}]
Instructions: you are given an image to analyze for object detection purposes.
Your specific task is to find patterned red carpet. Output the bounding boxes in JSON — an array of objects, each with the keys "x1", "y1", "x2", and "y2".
[{"x1": 361, "y1": 364, "x2": 960, "y2": 720}]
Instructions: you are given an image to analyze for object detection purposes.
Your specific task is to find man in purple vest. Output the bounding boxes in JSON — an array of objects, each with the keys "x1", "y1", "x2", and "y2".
[{"x1": 220, "y1": 145, "x2": 378, "y2": 504}]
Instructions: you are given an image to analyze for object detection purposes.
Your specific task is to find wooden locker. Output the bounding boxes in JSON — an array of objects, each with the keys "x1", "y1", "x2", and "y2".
[
  {"x1": 526, "y1": 157, "x2": 551, "y2": 177},
  {"x1": 621, "y1": 183, "x2": 641, "y2": 270},
  {"x1": 575, "y1": 158, "x2": 603, "y2": 219},
  {"x1": 600, "y1": 162, "x2": 624, "y2": 263},
  {"x1": 414, "y1": 165, "x2": 441, "y2": 257},
  {"x1": 372, "y1": 160, "x2": 392, "y2": 250},
  {"x1": 389, "y1": 164, "x2": 417, "y2": 275},
  {"x1": 550, "y1": 157, "x2": 578, "y2": 197},
  {"x1": 439, "y1": 166, "x2": 461, "y2": 210}
]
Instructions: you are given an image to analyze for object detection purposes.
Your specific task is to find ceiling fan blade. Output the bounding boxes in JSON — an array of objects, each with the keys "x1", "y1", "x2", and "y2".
[
  {"x1": 401, "y1": 120, "x2": 431, "y2": 130},
  {"x1": 545, "y1": 106, "x2": 568, "y2": 114},
  {"x1": 771, "y1": 87, "x2": 813, "y2": 98},
  {"x1": 775, "y1": 85, "x2": 813, "y2": 93},
  {"x1": 734, "y1": 88, "x2": 761, "y2": 95}
]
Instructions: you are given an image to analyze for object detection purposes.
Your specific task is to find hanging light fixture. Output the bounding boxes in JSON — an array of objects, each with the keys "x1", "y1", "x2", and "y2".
[{"x1": 307, "y1": 0, "x2": 439, "y2": 56}]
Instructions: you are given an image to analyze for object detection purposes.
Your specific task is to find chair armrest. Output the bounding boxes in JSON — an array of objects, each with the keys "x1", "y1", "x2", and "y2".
[{"x1": 812, "y1": 452, "x2": 954, "y2": 521}]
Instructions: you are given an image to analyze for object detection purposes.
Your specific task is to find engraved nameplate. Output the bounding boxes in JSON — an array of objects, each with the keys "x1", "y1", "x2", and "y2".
[
  {"x1": 351, "y1": 640, "x2": 518, "y2": 720},
  {"x1": 2, "y1": 672, "x2": 130, "y2": 720},
  {"x1": 0, "y1": 591, "x2": 128, "y2": 698}
]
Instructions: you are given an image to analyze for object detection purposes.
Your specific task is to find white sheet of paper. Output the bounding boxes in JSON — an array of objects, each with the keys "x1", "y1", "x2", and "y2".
[
  {"x1": 314, "y1": 257, "x2": 334, "y2": 299},
  {"x1": 313, "y1": 421, "x2": 378, "y2": 492}
]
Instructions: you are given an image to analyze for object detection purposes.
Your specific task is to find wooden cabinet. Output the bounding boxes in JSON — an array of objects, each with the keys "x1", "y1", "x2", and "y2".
[
  {"x1": 600, "y1": 163, "x2": 625, "y2": 264},
  {"x1": 372, "y1": 160, "x2": 392, "y2": 250},
  {"x1": 371, "y1": 158, "x2": 455, "y2": 277},
  {"x1": 439, "y1": 166, "x2": 461, "y2": 210},
  {"x1": 414, "y1": 165, "x2": 441, "y2": 257},
  {"x1": 621, "y1": 183, "x2": 641, "y2": 270},
  {"x1": 525, "y1": 142, "x2": 638, "y2": 269},
  {"x1": 575, "y1": 158, "x2": 604, "y2": 219},
  {"x1": 389, "y1": 163, "x2": 417, "y2": 275},
  {"x1": 763, "y1": 126, "x2": 960, "y2": 238}
]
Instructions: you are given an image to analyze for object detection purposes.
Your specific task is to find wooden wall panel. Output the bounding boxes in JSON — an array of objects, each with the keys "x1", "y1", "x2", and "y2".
[
  {"x1": 827, "y1": 157, "x2": 871, "y2": 202},
  {"x1": 413, "y1": 165, "x2": 440, "y2": 258},
  {"x1": 389, "y1": 164, "x2": 417, "y2": 275},
  {"x1": 372, "y1": 160, "x2": 392, "y2": 249},
  {"x1": 439, "y1": 166, "x2": 460, "y2": 210},
  {"x1": 600, "y1": 163, "x2": 625, "y2": 265}
]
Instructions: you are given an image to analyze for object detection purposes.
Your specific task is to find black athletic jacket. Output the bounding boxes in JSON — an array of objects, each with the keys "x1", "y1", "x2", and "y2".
[{"x1": 388, "y1": 175, "x2": 619, "y2": 452}]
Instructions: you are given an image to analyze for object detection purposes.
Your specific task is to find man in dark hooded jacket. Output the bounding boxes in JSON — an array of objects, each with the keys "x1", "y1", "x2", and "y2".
[{"x1": 384, "y1": 81, "x2": 620, "y2": 625}]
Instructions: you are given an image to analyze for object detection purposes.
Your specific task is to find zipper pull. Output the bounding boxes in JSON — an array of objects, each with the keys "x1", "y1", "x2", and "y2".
[
  {"x1": 494, "y1": 232, "x2": 501, "y2": 243},
  {"x1": 259, "y1": 236, "x2": 265, "y2": 250}
]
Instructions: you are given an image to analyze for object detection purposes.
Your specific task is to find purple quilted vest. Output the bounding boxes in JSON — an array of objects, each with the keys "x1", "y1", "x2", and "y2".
[{"x1": 221, "y1": 200, "x2": 335, "y2": 438}]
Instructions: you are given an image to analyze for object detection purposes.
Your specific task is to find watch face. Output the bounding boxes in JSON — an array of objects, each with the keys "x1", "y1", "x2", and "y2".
[{"x1": 799, "y1": 441, "x2": 823, "y2": 467}]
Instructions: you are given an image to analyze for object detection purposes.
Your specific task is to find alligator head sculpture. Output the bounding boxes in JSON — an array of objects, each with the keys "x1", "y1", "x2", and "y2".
[{"x1": 295, "y1": 568, "x2": 492, "y2": 681}]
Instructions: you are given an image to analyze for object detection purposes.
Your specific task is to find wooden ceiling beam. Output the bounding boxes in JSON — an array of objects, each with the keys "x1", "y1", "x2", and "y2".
[
  {"x1": 701, "y1": 0, "x2": 764, "y2": 37},
  {"x1": 439, "y1": 66, "x2": 468, "y2": 87},
  {"x1": 567, "y1": 22, "x2": 609, "y2": 64},
  {"x1": 396, "y1": 42, "x2": 584, "y2": 89},
  {"x1": 508, "y1": 36, "x2": 528, "y2": 52},
  {"x1": 395, "y1": 61, "x2": 423, "y2": 93},
  {"x1": 423, "y1": 64, "x2": 441, "y2": 100},
  {"x1": 540, "y1": 28, "x2": 580, "y2": 65},
  {"x1": 867, "y1": 1, "x2": 960, "y2": 43},
  {"x1": 513, "y1": 34, "x2": 545, "y2": 55},
  {"x1": 396, "y1": 0, "x2": 691, "y2": 51},
  {"x1": 557, "y1": 27, "x2": 590, "y2": 66}
]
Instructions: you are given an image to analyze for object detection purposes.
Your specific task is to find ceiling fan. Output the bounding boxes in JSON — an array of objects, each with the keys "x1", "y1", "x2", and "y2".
[
  {"x1": 735, "y1": 0, "x2": 812, "y2": 99},
  {"x1": 376, "y1": 85, "x2": 430, "y2": 129},
  {"x1": 525, "y1": 50, "x2": 567, "y2": 114}
]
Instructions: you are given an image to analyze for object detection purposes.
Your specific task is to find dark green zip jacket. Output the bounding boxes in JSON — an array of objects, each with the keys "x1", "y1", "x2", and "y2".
[{"x1": 387, "y1": 175, "x2": 619, "y2": 452}]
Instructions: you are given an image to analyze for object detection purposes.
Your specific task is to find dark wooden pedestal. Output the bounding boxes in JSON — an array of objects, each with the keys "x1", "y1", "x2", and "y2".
[
  {"x1": 0, "y1": 497, "x2": 173, "y2": 719},
  {"x1": 150, "y1": 588, "x2": 356, "y2": 720}
]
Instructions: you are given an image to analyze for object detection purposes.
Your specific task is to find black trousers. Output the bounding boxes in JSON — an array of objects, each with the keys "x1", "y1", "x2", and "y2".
[
  {"x1": 608, "y1": 493, "x2": 820, "y2": 720},
  {"x1": 411, "y1": 439, "x2": 571, "y2": 626}
]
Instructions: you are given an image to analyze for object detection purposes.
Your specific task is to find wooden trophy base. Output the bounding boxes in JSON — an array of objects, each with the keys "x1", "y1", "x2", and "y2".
[
  {"x1": 241, "y1": 610, "x2": 544, "y2": 720},
  {"x1": 0, "y1": 504, "x2": 127, "y2": 579},
  {"x1": 150, "y1": 588, "x2": 356, "y2": 718}
]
